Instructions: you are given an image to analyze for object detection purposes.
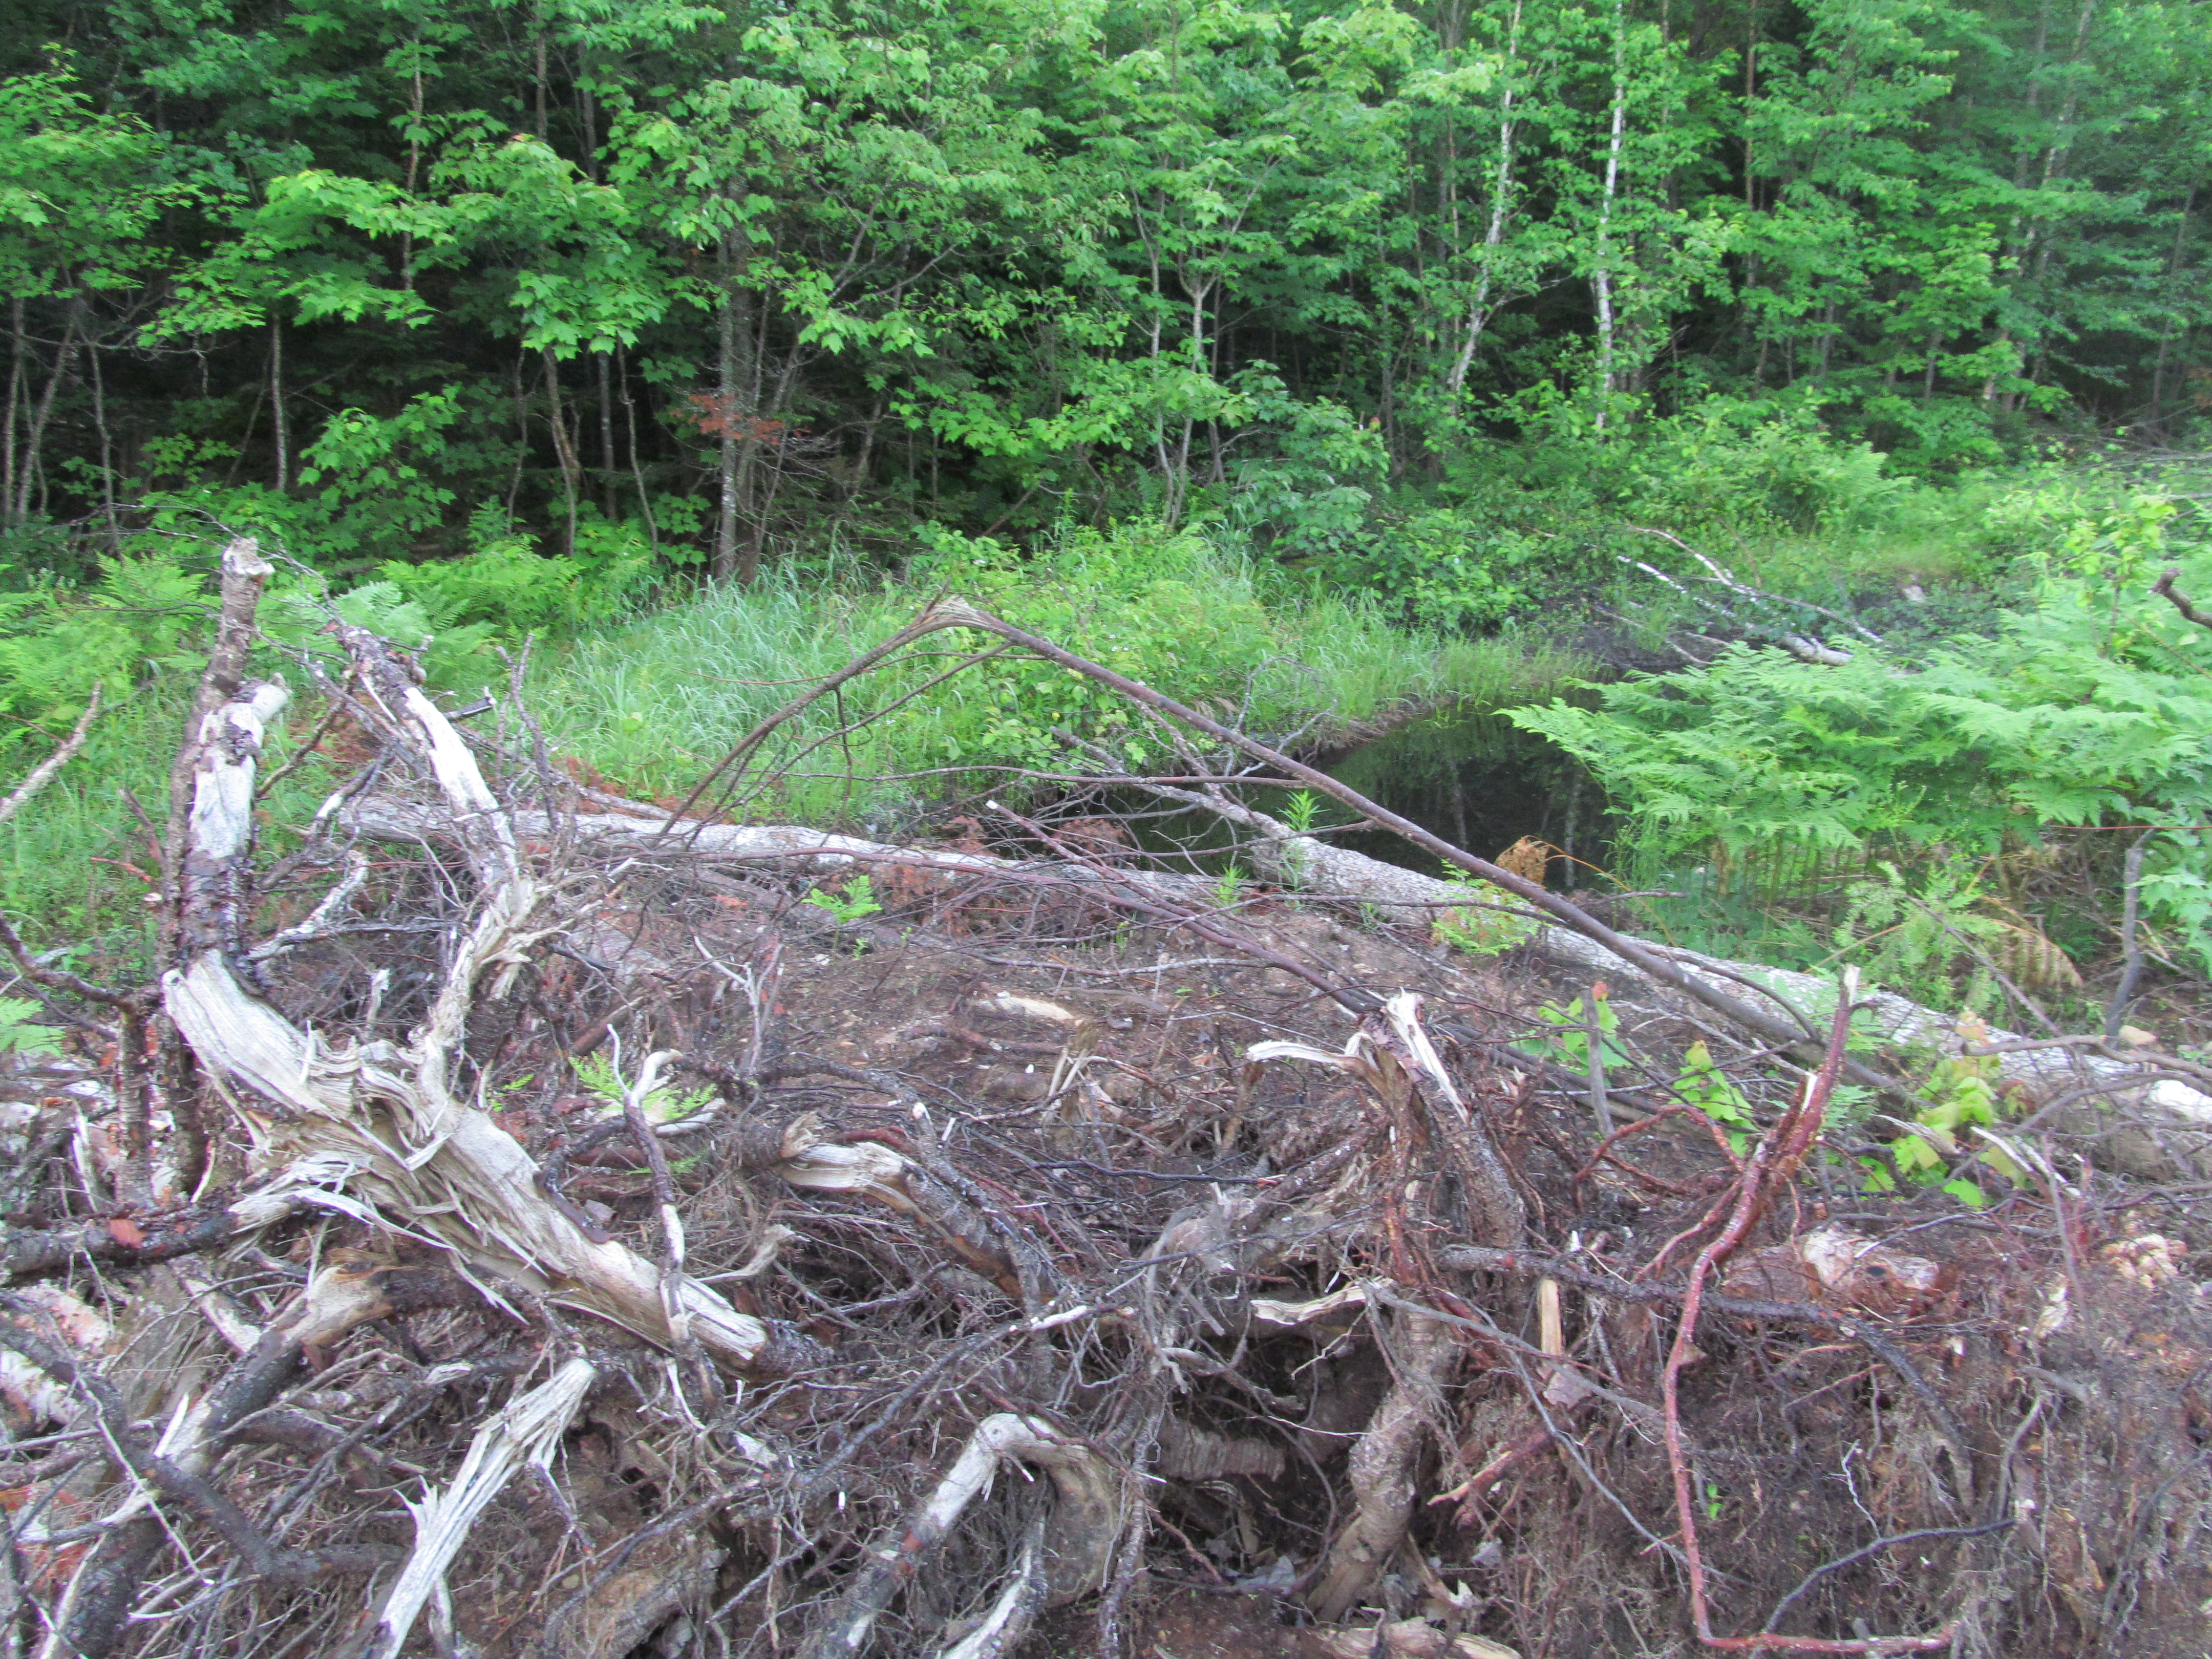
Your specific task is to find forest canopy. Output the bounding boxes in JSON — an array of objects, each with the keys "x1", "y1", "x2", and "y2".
[{"x1": 1, "y1": 0, "x2": 2206, "y2": 587}]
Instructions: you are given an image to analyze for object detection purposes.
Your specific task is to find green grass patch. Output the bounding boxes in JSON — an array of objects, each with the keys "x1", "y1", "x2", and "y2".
[{"x1": 530, "y1": 523, "x2": 1588, "y2": 826}]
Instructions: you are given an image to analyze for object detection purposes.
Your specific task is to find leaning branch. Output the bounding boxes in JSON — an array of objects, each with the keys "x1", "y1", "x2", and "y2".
[{"x1": 2154, "y1": 565, "x2": 2212, "y2": 630}]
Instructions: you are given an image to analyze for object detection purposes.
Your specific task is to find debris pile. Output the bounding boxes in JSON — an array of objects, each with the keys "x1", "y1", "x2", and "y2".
[{"x1": 0, "y1": 543, "x2": 2206, "y2": 1658}]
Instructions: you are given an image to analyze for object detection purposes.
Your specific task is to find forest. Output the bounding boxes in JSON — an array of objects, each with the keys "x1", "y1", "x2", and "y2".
[
  {"x1": 2, "y1": 0, "x2": 2207, "y2": 577},
  {"x1": 0, "y1": 0, "x2": 2210, "y2": 1656}
]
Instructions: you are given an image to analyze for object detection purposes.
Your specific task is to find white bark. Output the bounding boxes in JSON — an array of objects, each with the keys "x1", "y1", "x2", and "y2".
[
  {"x1": 1590, "y1": 0, "x2": 1629, "y2": 427},
  {"x1": 367, "y1": 1356, "x2": 597, "y2": 1659},
  {"x1": 162, "y1": 660, "x2": 778, "y2": 1370}
]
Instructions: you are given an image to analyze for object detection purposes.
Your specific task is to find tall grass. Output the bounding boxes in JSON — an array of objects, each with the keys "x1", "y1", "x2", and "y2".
[
  {"x1": 529, "y1": 530, "x2": 1589, "y2": 823},
  {"x1": 0, "y1": 523, "x2": 1592, "y2": 949},
  {"x1": 0, "y1": 685, "x2": 345, "y2": 971}
]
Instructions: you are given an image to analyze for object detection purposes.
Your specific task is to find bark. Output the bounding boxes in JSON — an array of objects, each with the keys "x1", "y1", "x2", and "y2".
[
  {"x1": 160, "y1": 539, "x2": 273, "y2": 974},
  {"x1": 152, "y1": 592, "x2": 792, "y2": 1374},
  {"x1": 714, "y1": 235, "x2": 743, "y2": 583},
  {"x1": 543, "y1": 347, "x2": 581, "y2": 552},
  {"x1": 794, "y1": 1413, "x2": 1120, "y2": 1659},
  {"x1": 4, "y1": 296, "x2": 22, "y2": 525},
  {"x1": 1309, "y1": 1310, "x2": 1458, "y2": 1622},
  {"x1": 269, "y1": 316, "x2": 289, "y2": 492},
  {"x1": 1590, "y1": 0, "x2": 1629, "y2": 428},
  {"x1": 13, "y1": 308, "x2": 78, "y2": 524},
  {"x1": 1445, "y1": 0, "x2": 1524, "y2": 397}
]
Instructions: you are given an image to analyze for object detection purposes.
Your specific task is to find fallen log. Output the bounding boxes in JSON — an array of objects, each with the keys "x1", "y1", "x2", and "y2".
[
  {"x1": 435, "y1": 793, "x2": 2212, "y2": 1146},
  {"x1": 1075, "y1": 770, "x2": 2212, "y2": 1143}
]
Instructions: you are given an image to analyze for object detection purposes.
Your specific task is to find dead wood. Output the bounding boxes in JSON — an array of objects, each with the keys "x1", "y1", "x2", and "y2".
[{"x1": 3, "y1": 579, "x2": 2210, "y2": 1659}]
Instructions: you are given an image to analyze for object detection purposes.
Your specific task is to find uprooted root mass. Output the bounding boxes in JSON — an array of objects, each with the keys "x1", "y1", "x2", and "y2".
[{"x1": 0, "y1": 545, "x2": 2207, "y2": 1659}]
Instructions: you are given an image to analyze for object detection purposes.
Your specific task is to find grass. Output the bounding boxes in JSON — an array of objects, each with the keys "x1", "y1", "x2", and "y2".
[
  {"x1": 529, "y1": 528, "x2": 1590, "y2": 824},
  {"x1": 0, "y1": 684, "x2": 344, "y2": 974},
  {"x1": 0, "y1": 524, "x2": 1592, "y2": 954}
]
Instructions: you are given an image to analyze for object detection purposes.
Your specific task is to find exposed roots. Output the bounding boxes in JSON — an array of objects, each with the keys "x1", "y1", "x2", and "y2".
[{"x1": 0, "y1": 567, "x2": 2204, "y2": 1658}]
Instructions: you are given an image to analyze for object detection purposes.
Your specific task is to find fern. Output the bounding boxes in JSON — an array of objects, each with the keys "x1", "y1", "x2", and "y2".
[
  {"x1": 0, "y1": 997, "x2": 62, "y2": 1058},
  {"x1": 1507, "y1": 536, "x2": 2212, "y2": 975}
]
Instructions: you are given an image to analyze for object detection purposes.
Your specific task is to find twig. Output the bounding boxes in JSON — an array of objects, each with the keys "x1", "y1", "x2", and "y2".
[
  {"x1": 0, "y1": 685, "x2": 99, "y2": 830},
  {"x1": 246, "y1": 848, "x2": 371, "y2": 962},
  {"x1": 1624, "y1": 527, "x2": 1884, "y2": 644},
  {"x1": 1585, "y1": 983, "x2": 1611, "y2": 1150},
  {"x1": 1763, "y1": 1519, "x2": 2015, "y2": 1632},
  {"x1": 1653, "y1": 972, "x2": 1959, "y2": 1652},
  {"x1": 611, "y1": 1040, "x2": 717, "y2": 1412}
]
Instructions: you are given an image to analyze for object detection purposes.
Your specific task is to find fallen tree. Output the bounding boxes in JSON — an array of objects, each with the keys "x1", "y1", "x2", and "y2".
[{"x1": 0, "y1": 566, "x2": 2204, "y2": 1659}]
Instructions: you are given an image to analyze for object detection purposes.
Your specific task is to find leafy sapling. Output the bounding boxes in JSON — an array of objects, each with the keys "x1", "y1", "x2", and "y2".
[
  {"x1": 804, "y1": 874, "x2": 886, "y2": 955},
  {"x1": 804, "y1": 875, "x2": 885, "y2": 925},
  {"x1": 571, "y1": 1052, "x2": 715, "y2": 1127}
]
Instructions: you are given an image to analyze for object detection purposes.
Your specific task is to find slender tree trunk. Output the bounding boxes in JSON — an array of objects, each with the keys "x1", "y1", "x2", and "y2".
[
  {"x1": 2150, "y1": 184, "x2": 2196, "y2": 422},
  {"x1": 1447, "y1": 0, "x2": 1523, "y2": 398},
  {"x1": 616, "y1": 349, "x2": 658, "y2": 551},
  {"x1": 533, "y1": 30, "x2": 549, "y2": 141},
  {"x1": 597, "y1": 352, "x2": 616, "y2": 516},
  {"x1": 400, "y1": 39, "x2": 424, "y2": 291},
  {"x1": 740, "y1": 335, "x2": 804, "y2": 587},
  {"x1": 4, "y1": 298, "x2": 22, "y2": 527},
  {"x1": 269, "y1": 317, "x2": 289, "y2": 493},
  {"x1": 747, "y1": 441, "x2": 784, "y2": 585},
  {"x1": 15, "y1": 308, "x2": 78, "y2": 524},
  {"x1": 1590, "y1": 0, "x2": 1629, "y2": 432},
  {"x1": 90, "y1": 341, "x2": 120, "y2": 551},
  {"x1": 714, "y1": 232, "x2": 742, "y2": 583},
  {"x1": 506, "y1": 351, "x2": 529, "y2": 521},
  {"x1": 2014, "y1": 0, "x2": 2097, "y2": 407},
  {"x1": 541, "y1": 348, "x2": 580, "y2": 553},
  {"x1": 1742, "y1": 0, "x2": 1757, "y2": 207},
  {"x1": 826, "y1": 393, "x2": 881, "y2": 548}
]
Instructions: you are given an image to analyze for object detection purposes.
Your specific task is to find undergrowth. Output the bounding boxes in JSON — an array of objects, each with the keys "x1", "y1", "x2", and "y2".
[
  {"x1": 528, "y1": 523, "x2": 1586, "y2": 823},
  {"x1": 0, "y1": 519, "x2": 1588, "y2": 958}
]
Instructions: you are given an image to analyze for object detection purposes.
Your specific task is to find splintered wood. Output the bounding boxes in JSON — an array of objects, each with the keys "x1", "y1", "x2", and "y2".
[{"x1": 0, "y1": 573, "x2": 2204, "y2": 1659}]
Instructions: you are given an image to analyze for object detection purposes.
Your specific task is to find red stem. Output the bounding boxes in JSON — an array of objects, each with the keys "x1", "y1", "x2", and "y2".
[{"x1": 1658, "y1": 981, "x2": 1954, "y2": 1654}]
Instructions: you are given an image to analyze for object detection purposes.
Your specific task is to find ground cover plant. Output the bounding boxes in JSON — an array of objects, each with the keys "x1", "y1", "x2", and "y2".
[{"x1": 1508, "y1": 464, "x2": 2212, "y2": 1040}]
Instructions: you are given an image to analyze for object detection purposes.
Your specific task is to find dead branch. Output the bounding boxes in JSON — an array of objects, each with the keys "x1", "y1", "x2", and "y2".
[
  {"x1": 2154, "y1": 565, "x2": 2212, "y2": 629},
  {"x1": 0, "y1": 684, "x2": 99, "y2": 831},
  {"x1": 794, "y1": 1412, "x2": 1120, "y2": 1659},
  {"x1": 159, "y1": 609, "x2": 795, "y2": 1372}
]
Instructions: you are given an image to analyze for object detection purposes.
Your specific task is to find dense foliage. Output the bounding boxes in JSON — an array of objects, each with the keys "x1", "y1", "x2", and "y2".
[
  {"x1": 2, "y1": 0, "x2": 2206, "y2": 599},
  {"x1": 1514, "y1": 476, "x2": 2212, "y2": 1002}
]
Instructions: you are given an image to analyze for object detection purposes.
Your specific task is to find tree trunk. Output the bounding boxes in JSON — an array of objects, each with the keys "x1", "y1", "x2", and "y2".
[
  {"x1": 1590, "y1": 0, "x2": 1629, "y2": 431},
  {"x1": 269, "y1": 316, "x2": 289, "y2": 493},
  {"x1": 619, "y1": 348, "x2": 658, "y2": 549},
  {"x1": 90, "y1": 341, "x2": 120, "y2": 551},
  {"x1": 542, "y1": 347, "x2": 581, "y2": 554},
  {"x1": 4, "y1": 297, "x2": 23, "y2": 527},
  {"x1": 2150, "y1": 184, "x2": 2196, "y2": 422},
  {"x1": 1445, "y1": 0, "x2": 1523, "y2": 398},
  {"x1": 714, "y1": 235, "x2": 743, "y2": 582},
  {"x1": 597, "y1": 351, "x2": 617, "y2": 516},
  {"x1": 15, "y1": 307, "x2": 79, "y2": 524}
]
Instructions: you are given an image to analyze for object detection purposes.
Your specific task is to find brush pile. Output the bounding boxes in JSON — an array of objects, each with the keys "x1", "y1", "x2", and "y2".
[{"x1": 0, "y1": 542, "x2": 2207, "y2": 1659}]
